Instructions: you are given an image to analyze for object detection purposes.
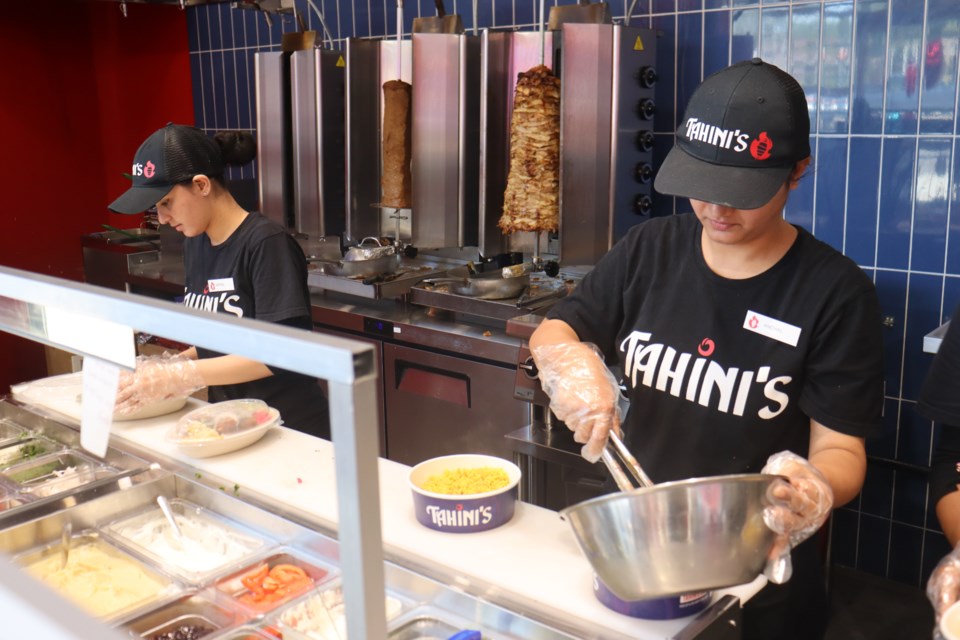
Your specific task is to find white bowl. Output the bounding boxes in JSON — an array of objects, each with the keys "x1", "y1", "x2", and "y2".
[
  {"x1": 167, "y1": 420, "x2": 276, "y2": 458},
  {"x1": 166, "y1": 401, "x2": 281, "y2": 459},
  {"x1": 942, "y1": 601, "x2": 960, "y2": 640}
]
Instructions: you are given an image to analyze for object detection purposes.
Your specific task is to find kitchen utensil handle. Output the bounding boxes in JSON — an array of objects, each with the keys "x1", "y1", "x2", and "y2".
[
  {"x1": 434, "y1": 0, "x2": 446, "y2": 17},
  {"x1": 609, "y1": 431, "x2": 654, "y2": 487},
  {"x1": 602, "y1": 447, "x2": 636, "y2": 492},
  {"x1": 602, "y1": 432, "x2": 654, "y2": 491}
]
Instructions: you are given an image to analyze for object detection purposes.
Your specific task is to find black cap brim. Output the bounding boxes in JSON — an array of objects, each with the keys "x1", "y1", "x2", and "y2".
[
  {"x1": 107, "y1": 184, "x2": 175, "y2": 214},
  {"x1": 654, "y1": 146, "x2": 794, "y2": 210}
]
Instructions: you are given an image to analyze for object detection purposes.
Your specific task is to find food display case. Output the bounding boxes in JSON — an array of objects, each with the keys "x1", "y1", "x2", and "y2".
[{"x1": 0, "y1": 266, "x2": 764, "y2": 639}]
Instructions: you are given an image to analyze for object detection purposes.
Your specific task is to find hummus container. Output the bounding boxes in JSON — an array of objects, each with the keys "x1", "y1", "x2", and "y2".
[
  {"x1": 14, "y1": 531, "x2": 178, "y2": 623},
  {"x1": 593, "y1": 575, "x2": 711, "y2": 620},
  {"x1": 408, "y1": 454, "x2": 521, "y2": 533},
  {"x1": 167, "y1": 399, "x2": 280, "y2": 458}
]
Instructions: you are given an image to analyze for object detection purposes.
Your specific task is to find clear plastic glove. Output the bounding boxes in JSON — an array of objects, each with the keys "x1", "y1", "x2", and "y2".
[
  {"x1": 114, "y1": 353, "x2": 205, "y2": 417},
  {"x1": 760, "y1": 451, "x2": 834, "y2": 584},
  {"x1": 531, "y1": 342, "x2": 621, "y2": 463},
  {"x1": 928, "y1": 545, "x2": 960, "y2": 636}
]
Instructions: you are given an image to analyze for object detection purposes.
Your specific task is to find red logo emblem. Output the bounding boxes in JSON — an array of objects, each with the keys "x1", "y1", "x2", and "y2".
[
  {"x1": 748, "y1": 315, "x2": 759, "y2": 329},
  {"x1": 698, "y1": 339, "x2": 715, "y2": 357},
  {"x1": 750, "y1": 132, "x2": 773, "y2": 160},
  {"x1": 144, "y1": 160, "x2": 156, "y2": 178}
]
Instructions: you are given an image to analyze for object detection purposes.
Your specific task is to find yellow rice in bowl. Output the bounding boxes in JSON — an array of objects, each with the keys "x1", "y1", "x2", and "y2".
[{"x1": 421, "y1": 466, "x2": 510, "y2": 495}]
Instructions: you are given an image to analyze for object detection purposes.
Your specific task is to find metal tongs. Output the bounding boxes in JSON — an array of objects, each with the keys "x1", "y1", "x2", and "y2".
[{"x1": 602, "y1": 431, "x2": 654, "y2": 491}]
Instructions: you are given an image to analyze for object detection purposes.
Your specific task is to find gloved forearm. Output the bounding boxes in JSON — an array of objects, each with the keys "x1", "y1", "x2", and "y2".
[
  {"x1": 760, "y1": 451, "x2": 834, "y2": 585},
  {"x1": 115, "y1": 353, "x2": 205, "y2": 416},
  {"x1": 531, "y1": 341, "x2": 621, "y2": 463}
]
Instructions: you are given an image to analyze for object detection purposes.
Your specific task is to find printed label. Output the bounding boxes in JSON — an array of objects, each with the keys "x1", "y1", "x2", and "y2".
[
  {"x1": 743, "y1": 310, "x2": 801, "y2": 347},
  {"x1": 207, "y1": 277, "x2": 235, "y2": 293}
]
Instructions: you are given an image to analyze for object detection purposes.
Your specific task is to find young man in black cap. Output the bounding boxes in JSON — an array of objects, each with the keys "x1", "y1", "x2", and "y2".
[
  {"x1": 530, "y1": 59, "x2": 883, "y2": 638},
  {"x1": 920, "y1": 305, "x2": 960, "y2": 634},
  {"x1": 108, "y1": 124, "x2": 329, "y2": 440}
]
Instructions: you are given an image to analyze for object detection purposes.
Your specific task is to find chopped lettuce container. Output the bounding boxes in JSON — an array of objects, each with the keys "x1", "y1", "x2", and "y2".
[
  {"x1": 167, "y1": 399, "x2": 281, "y2": 458},
  {"x1": 214, "y1": 549, "x2": 337, "y2": 615},
  {"x1": 103, "y1": 498, "x2": 270, "y2": 586},
  {"x1": 3, "y1": 450, "x2": 117, "y2": 500},
  {"x1": 0, "y1": 419, "x2": 26, "y2": 446},
  {"x1": 122, "y1": 591, "x2": 240, "y2": 639},
  {"x1": 0, "y1": 436, "x2": 63, "y2": 470},
  {"x1": 14, "y1": 530, "x2": 180, "y2": 623}
]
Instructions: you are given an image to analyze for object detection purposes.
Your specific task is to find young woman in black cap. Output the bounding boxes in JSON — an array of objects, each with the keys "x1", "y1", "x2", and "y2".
[
  {"x1": 108, "y1": 123, "x2": 329, "y2": 440},
  {"x1": 530, "y1": 59, "x2": 883, "y2": 639}
]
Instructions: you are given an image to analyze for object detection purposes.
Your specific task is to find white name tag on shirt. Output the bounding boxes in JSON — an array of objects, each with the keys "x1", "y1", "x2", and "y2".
[
  {"x1": 207, "y1": 277, "x2": 235, "y2": 293},
  {"x1": 743, "y1": 310, "x2": 801, "y2": 347}
]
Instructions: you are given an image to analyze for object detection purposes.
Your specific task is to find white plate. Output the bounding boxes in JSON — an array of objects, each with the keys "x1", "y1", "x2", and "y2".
[
  {"x1": 168, "y1": 420, "x2": 276, "y2": 459},
  {"x1": 113, "y1": 396, "x2": 188, "y2": 422}
]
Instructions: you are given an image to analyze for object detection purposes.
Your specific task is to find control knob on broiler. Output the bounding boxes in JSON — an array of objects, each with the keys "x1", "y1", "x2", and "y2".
[{"x1": 637, "y1": 66, "x2": 658, "y2": 88}]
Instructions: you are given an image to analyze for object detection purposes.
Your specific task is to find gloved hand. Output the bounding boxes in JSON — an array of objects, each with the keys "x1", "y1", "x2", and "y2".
[
  {"x1": 531, "y1": 342, "x2": 621, "y2": 463},
  {"x1": 760, "y1": 450, "x2": 834, "y2": 584},
  {"x1": 928, "y1": 545, "x2": 960, "y2": 638},
  {"x1": 114, "y1": 353, "x2": 205, "y2": 416}
]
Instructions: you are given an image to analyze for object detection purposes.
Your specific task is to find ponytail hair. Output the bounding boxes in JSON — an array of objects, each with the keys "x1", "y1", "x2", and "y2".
[{"x1": 213, "y1": 130, "x2": 257, "y2": 166}]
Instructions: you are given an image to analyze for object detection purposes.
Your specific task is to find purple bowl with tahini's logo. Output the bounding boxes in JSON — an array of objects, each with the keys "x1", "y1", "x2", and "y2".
[
  {"x1": 409, "y1": 454, "x2": 522, "y2": 533},
  {"x1": 594, "y1": 575, "x2": 712, "y2": 620}
]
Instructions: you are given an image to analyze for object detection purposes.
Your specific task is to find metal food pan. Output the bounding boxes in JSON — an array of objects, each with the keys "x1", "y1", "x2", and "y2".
[
  {"x1": 4, "y1": 450, "x2": 116, "y2": 497},
  {"x1": 0, "y1": 436, "x2": 64, "y2": 471},
  {"x1": 122, "y1": 591, "x2": 242, "y2": 639},
  {"x1": 102, "y1": 498, "x2": 271, "y2": 586},
  {"x1": 213, "y1": 548, "x2": 339, "y2": 615},
  {"x1": 270, "y1": 577, "x2": 409, "y2": 639},
  {"x1": 13, "y1": 530, "x2": 181, "y2": 624}
]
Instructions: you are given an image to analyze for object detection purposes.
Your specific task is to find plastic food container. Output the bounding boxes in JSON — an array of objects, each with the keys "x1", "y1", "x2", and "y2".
[
  {"x1": 214, "y1": 550, "x2": 336, "y2": 614},
  {"x1": 166, "y1": 399, "x2": 280, "y2": 458},
  {"x1": 0, "y1": 419, "x2": 26, "y2": 446},
  {"x1": 593, "y1": 575, "x2": 711, "y2": 620},
  {"x1": 15, "y1": 531, "x2": 178, "y2": 623},
  {"x1": 272, "y1": 579, "x2": 406, "y2": 639},
  {"x1": 122, "y1": 592, "x2": 239, "y2": 639},
  {"x1": 0, "y1": 437, "x2": 63, "y2": 470},
  {"x1": 103, "y1": 499, "x2": 268, "y2": 585},
  {"x1": 4, "y1": 450, "x2": 116, "y2": 499},
  {"x1": 408, "y1": 454, "x2": 521, "y2": 533}
]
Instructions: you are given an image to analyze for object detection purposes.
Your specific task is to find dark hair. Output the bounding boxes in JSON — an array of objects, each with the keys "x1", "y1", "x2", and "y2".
[{"x1": 214, "y1": 130, "x2": 257, "y2": 166}]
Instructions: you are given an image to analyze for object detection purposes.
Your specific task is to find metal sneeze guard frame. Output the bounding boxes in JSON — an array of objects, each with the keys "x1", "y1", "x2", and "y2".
[{"x1": 0, "y1": 265, "x2": 388, "y2": 639}]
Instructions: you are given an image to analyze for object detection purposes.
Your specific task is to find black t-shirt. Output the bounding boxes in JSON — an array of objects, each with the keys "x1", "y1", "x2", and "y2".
[
  {"x1": 918, "y1": 304, "x2": 960, "y2": 505},
  {"x1": 183, "y1": 212, "x2": 329, "y2": 439},
  {"x1": 547, "y1": 212, "x2": 884, "y2": 481}
]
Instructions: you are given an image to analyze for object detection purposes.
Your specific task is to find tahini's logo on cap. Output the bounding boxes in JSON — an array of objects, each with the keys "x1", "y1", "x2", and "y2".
[
  {"x1": 130, "y1": 161, "x2": 156, "y2": 178},
  {"x1": 682, "y1": 118, "x2": 776, "y2": 163}
]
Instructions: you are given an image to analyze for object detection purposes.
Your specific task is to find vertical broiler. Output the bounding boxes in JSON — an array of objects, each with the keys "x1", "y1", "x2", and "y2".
[{"x1": 255, "y1": 14, "x2": 657, "y2": 301}]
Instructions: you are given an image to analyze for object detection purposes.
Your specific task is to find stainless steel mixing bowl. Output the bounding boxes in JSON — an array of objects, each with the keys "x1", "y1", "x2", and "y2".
[{"x1": 560, "y1": 474, "x2": 781, "y2": 601}]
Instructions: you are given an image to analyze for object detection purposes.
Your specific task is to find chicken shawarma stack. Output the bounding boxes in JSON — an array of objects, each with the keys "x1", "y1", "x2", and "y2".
[
  {"x1": 381, "y1": 79, "x2": 413, "y2": 209},
  {"x1": 498, "y1": 65, "x2": 561, "y2": 234}
]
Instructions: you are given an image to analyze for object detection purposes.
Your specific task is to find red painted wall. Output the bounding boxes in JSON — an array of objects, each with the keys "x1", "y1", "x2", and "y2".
[{"x1": 0, "y1": 2, "x2": 194, "y2": 390}]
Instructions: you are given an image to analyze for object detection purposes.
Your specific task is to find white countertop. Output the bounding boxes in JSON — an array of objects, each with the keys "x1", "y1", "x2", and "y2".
[{"x1": 16, "y1": 385, "x2": 765, "y2": 640}]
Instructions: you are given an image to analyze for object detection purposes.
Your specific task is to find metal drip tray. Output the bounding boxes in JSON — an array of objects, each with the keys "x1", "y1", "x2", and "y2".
[
  {"x1": 410, "y1": 278, "x2": 567, "y2": 321},
  {"x1": 307, "y1": 259, "x2": 447, "y2": 299}
]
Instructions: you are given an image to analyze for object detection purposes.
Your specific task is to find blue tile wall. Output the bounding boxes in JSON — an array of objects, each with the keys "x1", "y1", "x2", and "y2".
[{"x1": 187, "y1": 0, "x2": 960, "y2": 589}]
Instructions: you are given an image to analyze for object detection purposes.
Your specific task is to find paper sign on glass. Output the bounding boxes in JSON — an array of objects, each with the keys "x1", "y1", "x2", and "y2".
[{"x1": 80, "y1": 357, "x2": 120, "y2": 458}]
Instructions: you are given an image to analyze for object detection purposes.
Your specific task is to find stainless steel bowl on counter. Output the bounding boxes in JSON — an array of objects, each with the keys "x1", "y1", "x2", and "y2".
[{"x1": 560, "y1": 474, "x2": 781, "y2": 601}]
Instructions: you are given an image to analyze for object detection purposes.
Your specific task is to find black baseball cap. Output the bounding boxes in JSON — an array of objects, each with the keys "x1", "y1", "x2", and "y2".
[
  {"x1": 654, "y1": 58, "x2": 811, "y2": 210},
  {"x1": 108, "y1": 123, "x2": 224, "y2": 214}
]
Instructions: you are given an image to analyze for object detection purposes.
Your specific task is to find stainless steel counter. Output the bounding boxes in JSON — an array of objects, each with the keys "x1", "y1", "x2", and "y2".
[{"x1": 128, "y1": 259, "x2": 525, "y2": 366}]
